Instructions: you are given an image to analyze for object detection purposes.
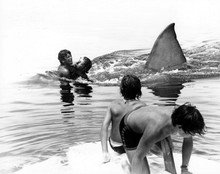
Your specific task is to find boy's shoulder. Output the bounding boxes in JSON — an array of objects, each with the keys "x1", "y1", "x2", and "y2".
[
  {"x1": 109, "y1": 99, "x2": 126, "y2": 112},
  {"x1": 111, "y1": 99, "x2": 124, "y2": 105}
]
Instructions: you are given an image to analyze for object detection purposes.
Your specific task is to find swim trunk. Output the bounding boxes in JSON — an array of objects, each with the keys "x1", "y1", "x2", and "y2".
[
  {"x1": 109, "y1": 138, "x2": 125, "y2": 154},
  {"x1": 119, "y1": 106, "x2": 145, "y2": 150}
]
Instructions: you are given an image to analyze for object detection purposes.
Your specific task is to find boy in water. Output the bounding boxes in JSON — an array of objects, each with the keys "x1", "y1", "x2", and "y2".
[
  {"x1": 100, "y1": 74, "x2": 146, "y2": 163},
  {"x1": 119, "y1": 103, "x2": 206, "y2": 174},
  {"x1": 57, "y1": 49, "x2": 93, "y2": 82}
]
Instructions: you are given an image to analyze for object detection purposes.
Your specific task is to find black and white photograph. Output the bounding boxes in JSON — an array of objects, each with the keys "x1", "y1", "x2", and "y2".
[{"x1": 1, "y1": 0, "x2": 220, "y2": 173}]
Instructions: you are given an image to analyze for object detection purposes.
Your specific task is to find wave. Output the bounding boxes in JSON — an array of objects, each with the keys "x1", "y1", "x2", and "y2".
[{"x1": 89, "y1": 41, "x2": 220, "y2": 86}]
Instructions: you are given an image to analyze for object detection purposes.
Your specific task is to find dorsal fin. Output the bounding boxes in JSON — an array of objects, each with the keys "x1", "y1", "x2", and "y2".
[{"x1": 145, "y1": 23, "x2": 186, "y2": 72}]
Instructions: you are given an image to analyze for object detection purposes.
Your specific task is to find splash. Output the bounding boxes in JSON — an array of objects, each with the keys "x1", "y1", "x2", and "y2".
[
  {"x1": 89, "y1": 40, "x2": 220, "y2": 86},
  {"x1": 13, "y1": 142, "x2": 220, "y2": 174}
]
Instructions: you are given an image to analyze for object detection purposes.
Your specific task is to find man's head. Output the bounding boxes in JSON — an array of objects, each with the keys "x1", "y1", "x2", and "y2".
[
  {"x1": 171, "y1": 103, "x2": 205, "y2": 136},
  {"x1": 58, "y1": 49, "x2": 73, "y2": 65},
  {"x1": 120, "y1": 74, "x2": 142, "y2": 100},
  {"x1": 77, "y1": 57, "x2": 92, "y2": 73}
]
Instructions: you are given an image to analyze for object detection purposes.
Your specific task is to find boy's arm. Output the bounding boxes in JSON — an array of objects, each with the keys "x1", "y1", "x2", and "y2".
[
  {"x1": 181, "y1": 136, "x2": 193, "y2": 174},
  {"x1": 70, "y1": 63, "x2": 93, "y2": 82},
  {"x1": 80, "y1": 73, "x2": 93, "y2": 82},
  {"x1": 100, "y1": 106, "x2": 112, "y2": 163}
]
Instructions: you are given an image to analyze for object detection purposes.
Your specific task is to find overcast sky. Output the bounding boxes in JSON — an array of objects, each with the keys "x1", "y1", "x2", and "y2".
[{"x1": 0, "y1": 0, "x2": 220, "y2": 82}]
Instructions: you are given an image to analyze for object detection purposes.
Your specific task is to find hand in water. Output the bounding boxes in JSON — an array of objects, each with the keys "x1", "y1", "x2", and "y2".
[{"x1": 102, "y1": 152, "x2": 111, "y2": 163}]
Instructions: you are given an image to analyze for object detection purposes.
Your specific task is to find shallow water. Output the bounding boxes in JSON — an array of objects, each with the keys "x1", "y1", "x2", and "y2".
[{"x1": 1, "y1": 76, "x2": 220, "y2": 173}]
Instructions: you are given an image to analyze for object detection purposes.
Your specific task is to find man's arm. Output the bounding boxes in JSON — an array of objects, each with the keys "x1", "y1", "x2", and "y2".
[
  {"x1": 181, "y1": 136, "x2": 193, "y2": 174},
  {"x1": 100, "y1": 106, "x2": 112, "y2": 163}
]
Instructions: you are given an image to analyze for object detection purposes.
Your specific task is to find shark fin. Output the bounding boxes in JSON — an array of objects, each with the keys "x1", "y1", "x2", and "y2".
[{"x1": 145, "y1": 23, "x2": 186, "y2": 72}]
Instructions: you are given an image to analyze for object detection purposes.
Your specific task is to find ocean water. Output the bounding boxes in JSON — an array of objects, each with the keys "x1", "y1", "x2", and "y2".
[
  {"x1": 1, "y1": 0, "x2": 220, "y2": 173},
  {"x1": 1, "y1": 75, "x2": 220, "y2": 173}
]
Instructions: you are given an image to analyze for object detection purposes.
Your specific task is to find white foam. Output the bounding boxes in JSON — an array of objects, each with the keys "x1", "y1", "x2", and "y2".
[{"x1": 14, "y1": 142, "x2": 220, "y2": 174}]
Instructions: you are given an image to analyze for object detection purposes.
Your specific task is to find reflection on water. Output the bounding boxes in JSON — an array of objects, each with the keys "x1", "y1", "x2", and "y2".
[
  {"x1": 74, "y1": 83, "x2": 93, "y2": 98},
  {"x1": 60, "y1": 83, "x2": 74, "y2": 106},
  {"x1": 1, "y1": 78, "x2": 220, "y2": 174},
  {"x1": 59, "y1": 82, "x2": 93, "y2": 104},
  {"x1": 59, "y1": 81, "x2": 93, "y2": 120},
  {"x1": 147, "y1": 82, "x2": 185, "y2": 106}
]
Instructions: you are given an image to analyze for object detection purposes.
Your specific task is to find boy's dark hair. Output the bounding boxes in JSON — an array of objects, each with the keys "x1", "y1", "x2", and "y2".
[
  {"x1": 82, "y1": 57, "x2": 92, "y2": 71},
  {"x1": 120, "y1": 74, "x2": 142, "y2": 100},
  {"x1": 58, "y1": 49, "x2": 71, "y2": 64},
  {"x1": 171, "y1": 103, "x2": 206, "y2": 135}
]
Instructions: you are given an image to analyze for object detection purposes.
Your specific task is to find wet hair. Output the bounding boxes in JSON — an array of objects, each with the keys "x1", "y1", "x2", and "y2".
[
  {"x1": 171, "y1": 103, "x2": 206, "y2": 135},
  {"x1": 120, "y1": 74, "x2": 142, "y2": 100},
  {"x1": 77, "y1": 57, "x2": 92, "y2": 72},
  {"x1": 58, "y1": 49, "x2": 71, "y2": 64}
]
